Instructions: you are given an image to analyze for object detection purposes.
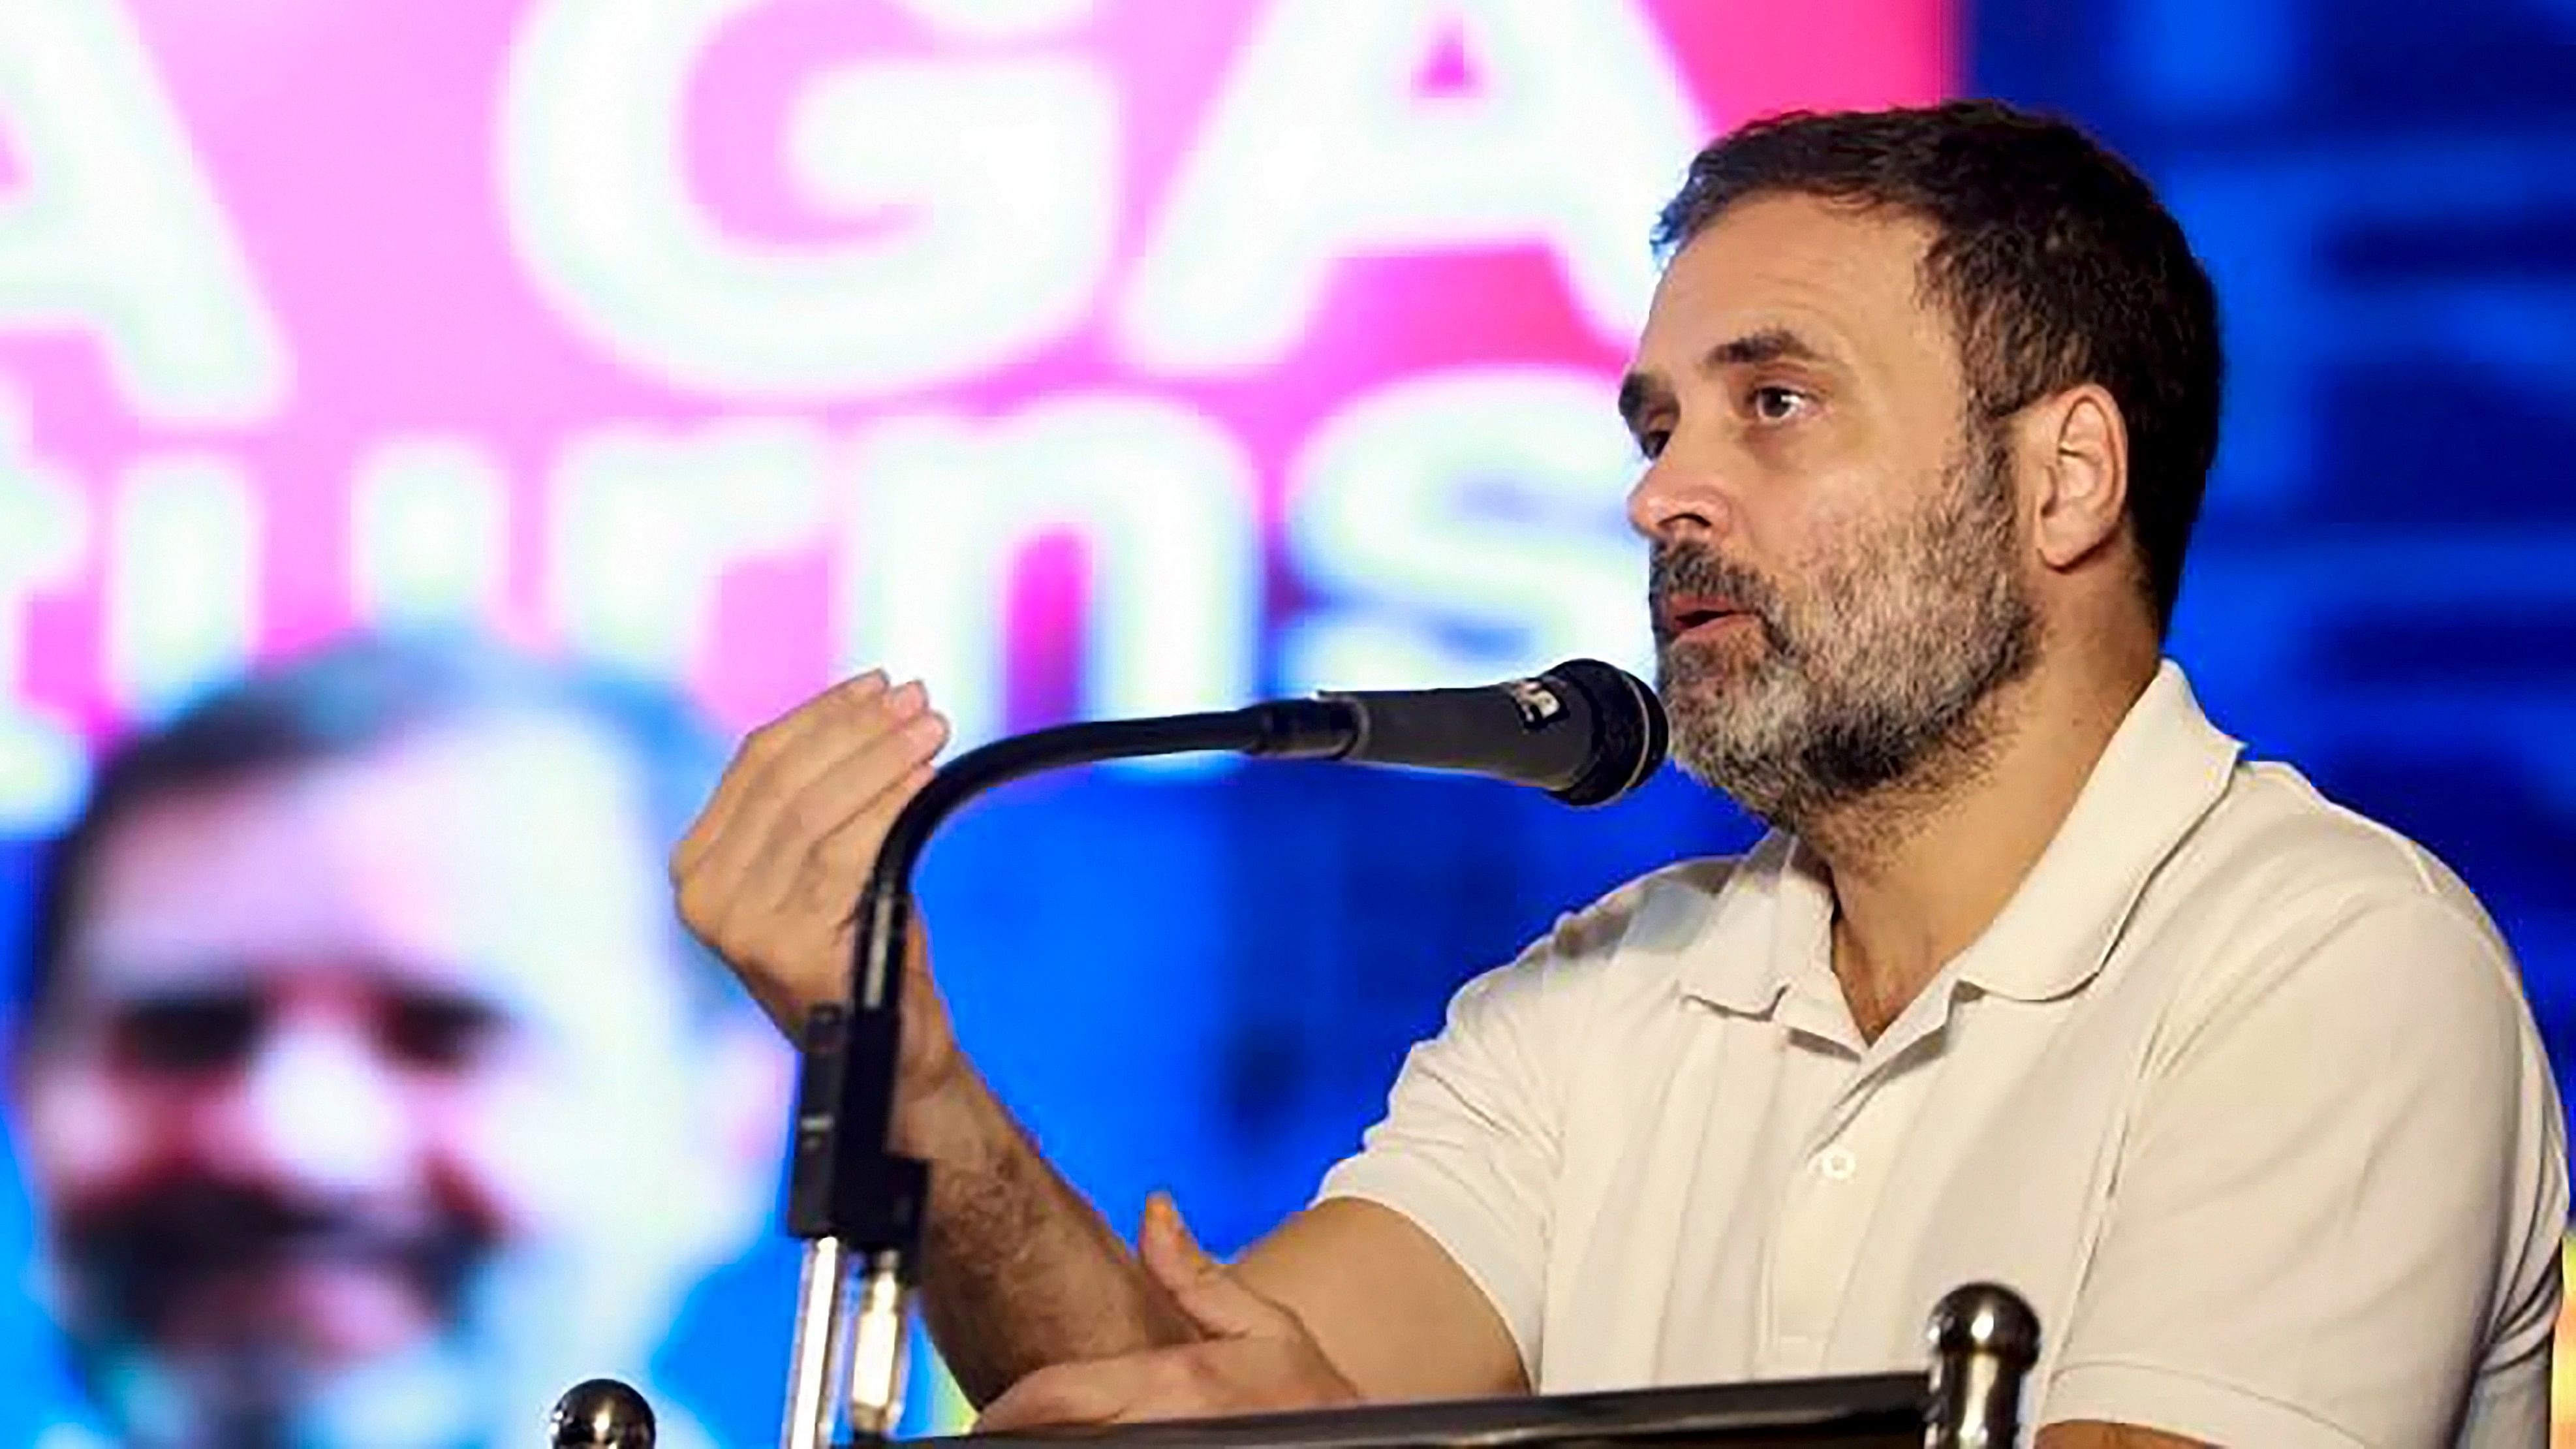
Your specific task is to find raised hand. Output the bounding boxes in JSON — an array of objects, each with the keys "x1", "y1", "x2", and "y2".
[{"x1": 670, "y1": 672, "x2": 957, "y2": 1091}]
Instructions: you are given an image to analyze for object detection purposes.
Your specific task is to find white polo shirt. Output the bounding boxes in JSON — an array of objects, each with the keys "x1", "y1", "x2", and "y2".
[{"x1": 1319, "y1": 662, "x2": 2567, "y2": 1446}]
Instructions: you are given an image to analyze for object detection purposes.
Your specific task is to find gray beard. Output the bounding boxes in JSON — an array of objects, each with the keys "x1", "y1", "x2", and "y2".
[{"x1": 1653, "y1": 436, "x2": 2038, "y2": 835}]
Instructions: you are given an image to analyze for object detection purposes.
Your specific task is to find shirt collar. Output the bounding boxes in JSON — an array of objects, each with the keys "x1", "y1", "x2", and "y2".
[
  {"x1": 1675, "y1": 832, "x2": 1827, "y2": 1015},
  {"x1": 1677, "y1": 661, "x2": 2242, "y2": 1012},
  {"x1": 1953, "y1": 661, "x2": 2241, "y2": 1001}
]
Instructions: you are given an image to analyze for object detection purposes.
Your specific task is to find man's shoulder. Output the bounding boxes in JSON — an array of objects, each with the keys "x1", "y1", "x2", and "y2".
[
  {"x1": 1394, "y1": 852, "x2": 1765, "y2": 1094},
  {"x1": 1458, "y1": 847, "x2": 1773, "y2": 1014},
  {"x1": 1540, "y1": 853, "x2": 1753, "y2": 954},
  {"x1": 2139, "y1": 757, "x2": 2527, "y2": 1035},
  {"x1": 2177, "y1": 756, "x2": 2502, "y2": 943}
]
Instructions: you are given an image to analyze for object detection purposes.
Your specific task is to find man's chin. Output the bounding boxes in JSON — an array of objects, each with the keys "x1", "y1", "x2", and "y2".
[
  {"x1": 1659, "y1": 694, "x2": 1816, "y2": 824},
  {"x1": 159, "y1": 1262, "x2": 441, "y2": 1366},
  {"x1": 1656, "y1": 629, "x2": 1785, "y2": 700},
  {"x1": 1660, "y1": 659, "x2": 1799, "y2": 740}
]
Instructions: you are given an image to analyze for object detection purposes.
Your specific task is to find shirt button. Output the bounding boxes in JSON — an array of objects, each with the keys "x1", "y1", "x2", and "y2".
[{"x1": 1816, "y1": 1146, "x2": 1858, "y2": 1181}]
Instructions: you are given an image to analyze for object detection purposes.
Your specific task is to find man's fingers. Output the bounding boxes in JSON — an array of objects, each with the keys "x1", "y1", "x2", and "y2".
[
  {"x1": 1139, "y1": 1192, "x2": 1288, "y2": 1341},
  {"x1": 680, "y1": 681, "x2": 936, "y2": 905},
  {"x1": 980, "y1": 1336, "x2": 1358, "y2": 1432},
  {"x1": 711, "y1": 679, "x2": 931, "y2": 871},
  {"x1": 1138, "y1": 1191, "x2": 1207, "y2": 1283},
  {"x1": 804, "y1": 760, "x2": 940, "y2": 896},
  {"x1": 974, "y1": 1360, "x2": 1140, "y2": 1433},
  {"x1": 674, "y1": 670, "x2": 887, "y2": 874},
  {"x1": 773, "y1": 703, "x2": 948, "y2": 869},
  {"x1": 790, "y1": 730, "x2": 947, "y2": 913},
  {"x1": 670, "y1": 680, "x2": 944, "y2": 1031},
  {"x1": 675, "y1": 672, "x2": 896, "y2": 888}
]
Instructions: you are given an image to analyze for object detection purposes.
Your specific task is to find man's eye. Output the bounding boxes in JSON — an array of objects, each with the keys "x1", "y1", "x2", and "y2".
[
  {"x1": 1748, "y1": 386, "x2": 1809, "y2": 423},
  {"x1": 383, "y1": 993, "x2": 508, "y2": 1071},
  {"x1": 1637, "y1": 427, "x2": 1673, "y2": 460},
  {"x1": 113, "y1": 997, "x2": 259, "y2": 1072}
]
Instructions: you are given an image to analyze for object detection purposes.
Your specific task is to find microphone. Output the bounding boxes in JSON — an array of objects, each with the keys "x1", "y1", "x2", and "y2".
[{"x1": 1249, "y1": 658, "x2": 1669, "y2": 806}]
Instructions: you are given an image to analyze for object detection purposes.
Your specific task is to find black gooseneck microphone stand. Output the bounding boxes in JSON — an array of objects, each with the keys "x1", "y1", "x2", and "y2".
[{"x1": 778, "y1": 703, "x2": 1359, "y2": 1449}]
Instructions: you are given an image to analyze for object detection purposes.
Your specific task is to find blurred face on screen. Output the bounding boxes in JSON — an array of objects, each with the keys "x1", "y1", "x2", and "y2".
[
  {"x1": 16, "y1": 715, "x2": 775, "y2": 1448},
  {"x1": 1622, "y1": 194, "x2": 2037, "y2": 828}
]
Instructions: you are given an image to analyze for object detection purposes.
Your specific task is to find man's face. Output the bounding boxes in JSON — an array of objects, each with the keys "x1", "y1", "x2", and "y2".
[
  {"x1": 1621, "y1": 193, "x2": 2038, "y2": 828},
  {"x1": 15, "y1": 717, "x2": 763, "y2": 1448}
]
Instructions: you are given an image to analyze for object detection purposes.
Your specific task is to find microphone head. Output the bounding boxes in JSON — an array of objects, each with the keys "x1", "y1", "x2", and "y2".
[{"x1": 1537, "y1": 659, "x2": 1668, "y2": 807}]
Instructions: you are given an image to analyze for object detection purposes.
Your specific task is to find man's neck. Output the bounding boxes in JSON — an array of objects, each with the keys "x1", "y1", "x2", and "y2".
[{"x1": 1805, "y1": 646, "x2": 2160, "y2": 1042}]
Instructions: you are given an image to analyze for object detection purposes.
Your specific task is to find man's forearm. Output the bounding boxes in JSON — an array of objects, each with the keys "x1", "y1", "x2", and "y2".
[{"x1": 897, "y1": 1068, "x2": 1196, "y2": 1405}]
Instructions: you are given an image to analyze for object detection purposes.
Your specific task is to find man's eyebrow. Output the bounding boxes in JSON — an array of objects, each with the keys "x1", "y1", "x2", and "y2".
[
  {"x1": 1619, "y1": 326, "x2": 1835, "y2": 432},
  {"x1": 1703, "y1": 326, "x2": 1829, "y2": 369}
]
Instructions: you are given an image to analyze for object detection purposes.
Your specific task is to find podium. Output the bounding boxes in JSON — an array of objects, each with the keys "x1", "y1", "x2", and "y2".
[
  {"x1": 905, "y1": 1285, "x2": 2028, "y2": 1448},
  {"x1": 929, "y1": 1372, "x2": 1927, "y2": 1446},
  {"x1": 550, "y1": 1284, "x2": 2034, "y2": 1448}
]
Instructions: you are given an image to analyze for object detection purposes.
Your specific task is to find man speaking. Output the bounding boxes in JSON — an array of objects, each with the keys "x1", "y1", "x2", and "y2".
[{"x1": 676, "y1": 101, "x2": 2566, "y2": 1446}]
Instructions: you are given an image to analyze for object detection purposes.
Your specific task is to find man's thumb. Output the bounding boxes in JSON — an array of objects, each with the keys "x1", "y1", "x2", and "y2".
[{"x1": 1140, "y1": 1192, "x2": 1286, "y2": 1340}]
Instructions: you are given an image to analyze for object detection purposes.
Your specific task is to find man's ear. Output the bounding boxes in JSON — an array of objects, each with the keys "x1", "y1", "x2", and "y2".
[{"x1": 2021, "y1": 384, "x2": 2130, "y2": 575}]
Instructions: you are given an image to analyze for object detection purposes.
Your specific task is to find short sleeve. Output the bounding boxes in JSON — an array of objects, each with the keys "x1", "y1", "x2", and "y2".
[
  {"x1": 2043, "y1": 894, "x2": 2568, "y2": 1446},
  {"x1": 1314, "y1": 940, "x2": 1587, "y2": 1379}
]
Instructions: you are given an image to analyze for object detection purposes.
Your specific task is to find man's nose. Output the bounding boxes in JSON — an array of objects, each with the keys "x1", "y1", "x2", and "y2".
[
  {"x1": 1626, "y1": 443, "x2": 1739, "y2": 544},
  {"x1": 206, "y1": 1017, "x2": 412, "y2": 1198}
]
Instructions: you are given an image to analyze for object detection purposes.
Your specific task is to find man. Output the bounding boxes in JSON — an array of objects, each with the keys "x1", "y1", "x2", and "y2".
[
  {"x1": 8, "y1": 634, "x2": 789, "y2": 1448},
  {"x1": 676, "y1": 101, "x2": 2568, "y2": 1445}
]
